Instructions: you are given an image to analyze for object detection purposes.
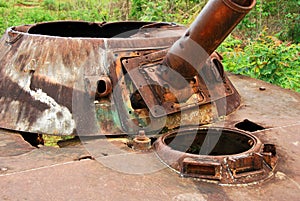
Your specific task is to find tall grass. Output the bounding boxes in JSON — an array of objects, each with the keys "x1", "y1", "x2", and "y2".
[
  {"x1": 0, "y1": 0, "x2": 126, "y2": 34},
  {"x1": 0, "y1": 0, "x2": 299, "y2": 93}
]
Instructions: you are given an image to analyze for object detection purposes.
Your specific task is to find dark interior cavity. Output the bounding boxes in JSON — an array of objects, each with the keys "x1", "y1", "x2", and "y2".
[
  {"x1": 235, "y1": 119, "x2": 265, "y2": 132},
  {"x1": 20, "y1": 132, "x2": 44, "y2": 147},
  {"x1": 97, "y1": 80, "x2": 107, "y2": 94},
  {"x1": 164, "y1": 129, "x2": 254, "y2": 155},
  {"x1": 232, "y1": 0, "x2": 252, "y2": 7},
  {"x1": 28, "y1": 21, "x2": 152, "y2": 38}
]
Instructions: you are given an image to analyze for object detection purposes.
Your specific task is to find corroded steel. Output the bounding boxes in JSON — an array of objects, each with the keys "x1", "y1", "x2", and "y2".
[
  {"x1": 1, "y1": 74, "x2": 299, "y2": 199},
  {"x1": 132, "y1": 130, "x2": 151, "y2": 151},
  {"x1": 0, "y1": 21, "x2": 185, "y2": 135},
  {"x1": 154, "y1": 127, "x2": 278, "y2": 184},
  {"x1": 0, "y1": 0, "x2": 254, "y2": 137},
  {"x1": 122, "y1": 51, "x2": 240, "y2": 118},
  {"x1": 1, "y1": 0, "x2": 299, "y2": 192},
  {"x1": 161, "y1": 0, "x2": 256, "y2": 88}
]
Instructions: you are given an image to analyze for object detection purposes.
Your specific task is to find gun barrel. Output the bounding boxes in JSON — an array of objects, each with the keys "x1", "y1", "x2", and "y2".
[{"x1": 161, "y1": 0, "x2": 256, "y2": 88}]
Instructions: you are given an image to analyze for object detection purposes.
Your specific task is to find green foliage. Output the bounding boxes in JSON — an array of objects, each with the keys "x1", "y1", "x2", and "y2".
[
  {"x1": 0, "y1": 0, "x2": 298, "y2": 92},
  {"x1": 219, "y1": 33, "x2": 300, "y2": 92},
  {"x1": 43, "y1": 135, "x2": 75, "y2": 147},
  {"x1": 42, "y1": 0, "x2": 58, "y2": 10},
  {"x1": 0, "y1": 0, "x2": 113, "y2": 34},
  {"x1": 130, "y1": 0, "x2": 207, "y2": 24},
  {"x1": 237, "y1": 0, "x2": 300, "y2": 43},
  {"x1": 284, "y1": 13, "x2": 300, "y2": 43},
  {"x1": 17, "y1": 0, "x2": 39, "y2": 6},
  {"x1": 0, "y1": 0, "x2": 8, "y2": 8},
  {"x1": 130, "y1": 0, "x2": 176, "y2": 22}
]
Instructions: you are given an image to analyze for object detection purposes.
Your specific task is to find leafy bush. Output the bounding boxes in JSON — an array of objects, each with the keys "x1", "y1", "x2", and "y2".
[
  {"x1": 273, "y1": 12, "x2": 300, "y2": 43},
  {"x1": 219, "y1": 33, "x2": 300, "y2": 92},
  {"x1": 236, "y1": 0, "x2": 300, "y2": 43},
  {"x1": 0, "y1": 0, "x2": 8, "y2": 8},
  {"x1": 130, "y1": 0, "x2": 176, "y2": 22},
  {"x1": 42, "y1": 0, "x2": 58, "y2": 11}
]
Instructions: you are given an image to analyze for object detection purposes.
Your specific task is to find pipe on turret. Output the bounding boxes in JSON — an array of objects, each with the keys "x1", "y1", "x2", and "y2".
[{"x1": 159, "y1": 0, "x2": 256, "y2": 89}]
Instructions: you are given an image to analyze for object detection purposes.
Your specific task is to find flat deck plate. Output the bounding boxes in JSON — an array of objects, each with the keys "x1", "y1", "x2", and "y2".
[{"x1": 1, "y1": 75, "x2": 300, "y2": 200}]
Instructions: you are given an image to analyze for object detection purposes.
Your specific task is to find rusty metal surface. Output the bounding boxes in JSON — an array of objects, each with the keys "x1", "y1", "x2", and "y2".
[
  {"x1": 122, "y1": 51, "x2": 240, "y2": 118},
  {"x1": 154, "y1": 127, "x2": 277, "y2": 184},
  {"x1": 0, "y1": 75, "x2": 299, "y2": 200},
  {"x1": 0, "y1": 0, "x2": 299, "y2": 198},
  {"x1": 0, "y1": 21, "x2": 186, "y2": 135},
  {"x1": 161, "y1": 0, "x2": 256, "y2": 87},
  {"x1": 0, "y1": 130, "x2": 34, "y2": 157},
  {"x1": 221, "y1": 74, "x2": 300, "y2": 128},
  {"x1": 0, "y1": 129, "x2": 90, "y2": 175},
  {"x1": 0, "y1": 0, "x2": 256, "y2": 136},
  {"x1": 0, "y1": 0, "x2": 255, "y2": 137}
]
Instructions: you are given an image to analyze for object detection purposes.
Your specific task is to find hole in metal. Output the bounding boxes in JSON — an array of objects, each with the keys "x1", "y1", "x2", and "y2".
[
  {"x1": 19, "y1": 132, "x2": 44, "y2": 147},
  {"x1": 77, "y1": 155, "x2": 94, "y2": 161},
  {"x1": 95, "y1": 77, "x2": 112, "y2": 98},
  {"x1": 97, "y1": 80, "x2": 107, "y2": 94},
  {"x1": 154, "y1": 127, "x2": 277, "y2": 184},
  {"x1": 235, "y1": 119, "x2": 265, "y2": 132},
  {"x1": 28, "y1": 21, "x2": 152, "y2": 38},
  {"x1": 164, "y1": 128, "x2": 254, "y2": 155}
]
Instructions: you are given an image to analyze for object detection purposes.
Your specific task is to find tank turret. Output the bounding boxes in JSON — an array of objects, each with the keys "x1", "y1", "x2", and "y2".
[{"x1": 0, "y1": 0, "x2": 255, "y2": 136}]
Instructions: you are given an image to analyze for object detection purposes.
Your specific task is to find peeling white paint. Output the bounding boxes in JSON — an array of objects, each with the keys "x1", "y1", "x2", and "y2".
[
  {"x1": 29, "y1": 88, "x2": 75, "y2": 135},
  {"x1": 7, "y1": 62, "x2": 76, "y2": 135}
]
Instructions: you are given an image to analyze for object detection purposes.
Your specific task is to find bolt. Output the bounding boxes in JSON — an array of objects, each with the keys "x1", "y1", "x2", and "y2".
[
  {"x1": 148, "y1": 68, "x2": 155, "y2": 72},
  {"x1": 157, "y1": 64, "x2": 168, "y2": 75},
  {"x1": 133, "y1": 130, "x2": 151, "y2": 151},
  {"x1": 135, "y1": 130, "x2": 146, "y2": 140}
]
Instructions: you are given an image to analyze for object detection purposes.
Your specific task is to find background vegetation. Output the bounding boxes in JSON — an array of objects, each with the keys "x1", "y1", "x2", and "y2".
[
  {"x1": 0, "y1": 0, "x2": 298, "y2": 145},
  {"x1": 0, "y1": 0, "x2": 299, "y2": 93}
]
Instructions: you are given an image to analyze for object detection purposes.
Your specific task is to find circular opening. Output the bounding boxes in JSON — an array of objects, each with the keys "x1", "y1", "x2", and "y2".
[
  {"x1": 97, "y1": 80, "x2": 107, "y2": 94},
  {"x1": 164, "y1": 128, "x2": 254, "y2": 155},
  {"x1": 27, "y1": 21, "x2": 152, "y2": 38}
]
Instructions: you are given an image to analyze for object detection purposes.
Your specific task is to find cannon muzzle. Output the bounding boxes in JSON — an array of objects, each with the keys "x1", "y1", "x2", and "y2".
[{"x1": 160, "y1": 0, "x2": 256, "y2": 89}]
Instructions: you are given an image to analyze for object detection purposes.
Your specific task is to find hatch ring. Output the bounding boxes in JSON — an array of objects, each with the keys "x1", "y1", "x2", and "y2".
[{"x1": 153, "y1": 127, "x2": 278, "y2": 185}]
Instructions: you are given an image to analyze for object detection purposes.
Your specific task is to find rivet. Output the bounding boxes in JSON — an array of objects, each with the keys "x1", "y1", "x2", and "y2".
[
  {"x1": 1, "y1": 167, "x2": 8, "y2": 171},
  {"x1": 259, "y1": 86, "x2": 266, "y2": 91}
]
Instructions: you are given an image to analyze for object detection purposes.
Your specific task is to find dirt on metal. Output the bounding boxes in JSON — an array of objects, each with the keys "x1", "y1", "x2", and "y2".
[{"x1": 1, "y1": 1, "x2": 298, "y2": 197}]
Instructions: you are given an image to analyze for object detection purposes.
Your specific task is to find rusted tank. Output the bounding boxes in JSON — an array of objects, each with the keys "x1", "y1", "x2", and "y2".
[
  {"x1": 0, "y1": 0, "x2": 285, "y2": 187},
  {"x1": 0, "y1": 0, "x2": 256, "y2": 137},
  {"x1": 0, "y1": 0, "x2": 255, "y2": 136}
]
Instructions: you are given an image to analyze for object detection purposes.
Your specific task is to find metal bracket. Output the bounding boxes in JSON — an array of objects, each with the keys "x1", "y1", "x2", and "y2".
[{"x1": 122, "y1": 50, "x2": 236, "y2": 118}]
